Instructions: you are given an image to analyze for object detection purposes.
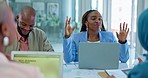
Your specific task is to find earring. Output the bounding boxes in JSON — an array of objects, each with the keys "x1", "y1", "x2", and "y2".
[
  {"x1": 85, "y1": 24, "x2": 88, "y2": 30},
  {"x1": 3, "y1": 36, "x2": 9, "y2": 46}
]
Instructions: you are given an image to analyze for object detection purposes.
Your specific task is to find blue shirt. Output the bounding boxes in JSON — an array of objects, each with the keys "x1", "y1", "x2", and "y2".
[{"x1": 63, "y1": 31, "x2": 129, "y2": 63}]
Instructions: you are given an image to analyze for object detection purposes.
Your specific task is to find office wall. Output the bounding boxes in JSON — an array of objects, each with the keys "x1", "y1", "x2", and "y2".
[
  {"x1": 9, "y1": 0, "x2": 76, "y2": 43},
  {"x1": 10, "y1": 0, "x2": 61, "y2": 17}
]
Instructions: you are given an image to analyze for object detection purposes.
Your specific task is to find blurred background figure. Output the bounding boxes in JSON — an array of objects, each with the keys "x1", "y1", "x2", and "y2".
[
  {"x1": 128, "y1": 9, "x2": 148, "y2": 78},
  {"x1": 0, "y1": 0, "x2": 44, "y2": 78}
]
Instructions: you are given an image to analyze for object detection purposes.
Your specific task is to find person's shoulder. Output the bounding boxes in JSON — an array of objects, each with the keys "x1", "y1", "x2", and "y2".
[
  {"x1": 69, "y1": 31, "x2": 86, "y2": 41},
  {"x1": 133, "y1": 62, "x2": 148, "y2": 71},
  {"x1": 129, "y1": 62, "x2": 148, "y2": 78},
  {"x1": 74, "y1": 31, "x2": 86, "y2": 36},
  {"x1": 33, "y1": 27, "x2": 45, "y2": 33},
  {"x1": 32, "y1": 27, "x2": 46, "y2": 35},
  {"x1": 0, "y1": 53, "x2": 9, "y2": 63}
]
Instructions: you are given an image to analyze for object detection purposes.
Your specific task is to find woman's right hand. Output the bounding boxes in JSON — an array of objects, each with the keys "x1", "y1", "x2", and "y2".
[{"x1": 64, "y1": 16, "x2": 76, "y2": 38}]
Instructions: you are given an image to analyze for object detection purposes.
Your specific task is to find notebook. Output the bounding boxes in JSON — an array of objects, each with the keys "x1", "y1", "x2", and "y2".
[
  {"x1": 122, "y1": 68, "x2": 132, "y2": 75},
  {"x1": 11, "y1": 51, "x2": 63, "y2": 78},
  {"x1": 78, "y1": 42, "x2": 120, "y2": 69}
]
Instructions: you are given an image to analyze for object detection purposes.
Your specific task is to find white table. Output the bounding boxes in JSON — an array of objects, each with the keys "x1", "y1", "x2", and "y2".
[{"x1": 63, "y1": 63, "x2": 132, "y2": 78}]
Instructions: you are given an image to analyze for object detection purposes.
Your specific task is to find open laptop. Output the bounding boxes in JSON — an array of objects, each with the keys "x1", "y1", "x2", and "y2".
[
  {"x1": 79, "y1": 42, "x2": 120, "y2": 69},
  {"x1": 11, "y1": 51, "x2": 63, "y2": 78}
]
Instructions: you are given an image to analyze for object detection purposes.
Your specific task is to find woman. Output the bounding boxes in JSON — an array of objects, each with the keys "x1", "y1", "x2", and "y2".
[
  {"x1": 0, "y1": 0, "x2": 44, "y2": 78},
  {"x1": 63, "y1": 10, "x2": 129, "y2": 63}
]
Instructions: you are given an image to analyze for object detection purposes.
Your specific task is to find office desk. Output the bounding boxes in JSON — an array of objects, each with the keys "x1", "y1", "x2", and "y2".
[{"x1": 63, "y1": 63, "x2": 131, "y2": 78}]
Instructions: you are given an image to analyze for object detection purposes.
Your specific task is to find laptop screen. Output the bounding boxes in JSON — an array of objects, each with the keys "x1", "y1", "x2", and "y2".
[
  {"x1": 11, "y1": 51, "x2": 63, "y2": 78},
  {"x1": 79, "y1": 42, "x2": 120, "y2": 69}
]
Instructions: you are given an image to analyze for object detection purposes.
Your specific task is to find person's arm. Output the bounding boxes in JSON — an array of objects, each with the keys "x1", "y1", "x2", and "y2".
[
  {"x1": 0, "y1": 62, "x2": 45, "y2": 78},
  {"x1": 63, "y1": 37, "x2": 76, "y2": 63},
  {"x1": 111, "y1": 33, "x2": 129, "y2": 63},
  {"x1": 42, "y1": 31, "x2": 54, "y2": 52},
  {"x1": 63, "y1": 16, "x2": 76, "y2": 63},
  {"x1": 119, "y1": 42, "x2": 129, "y2": 63},
  {"x1": 116, "y1": 22, "x2": 129, "y2": 63}
]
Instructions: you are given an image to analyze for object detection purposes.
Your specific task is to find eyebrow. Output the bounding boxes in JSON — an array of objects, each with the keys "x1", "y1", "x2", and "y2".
[
  {"x1": 20, "y1": 21, "x2": 27, "y2": 25},
  {"x1": 91, "y1": 16, "x2": 102, "y2": 17},
  {"x1": 20, "y1": 21, "x2": 34, "y2": 26}
]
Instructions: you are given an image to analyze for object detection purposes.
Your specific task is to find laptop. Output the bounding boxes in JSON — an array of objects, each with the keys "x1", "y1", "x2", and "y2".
[
  {"x1": 79, "y1": 42, "x2": 120, "y2": 69},
  {"x1": 11, "y1": 51, "x2": 63, "y2": 78}
]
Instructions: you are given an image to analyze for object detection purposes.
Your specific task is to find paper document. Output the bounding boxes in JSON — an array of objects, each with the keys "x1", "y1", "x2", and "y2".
[
  {"x1": 64, "y1": 69, "x2": 103, "y2": 78},
  {"x1": 106, "y1": 69, "x2": 127, "y2": 78}
]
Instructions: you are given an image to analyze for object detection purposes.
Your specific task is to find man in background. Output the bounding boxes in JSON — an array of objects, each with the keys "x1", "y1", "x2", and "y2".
[{"x1": 5, "y1": 6, "x2": 54, "y2": 54}]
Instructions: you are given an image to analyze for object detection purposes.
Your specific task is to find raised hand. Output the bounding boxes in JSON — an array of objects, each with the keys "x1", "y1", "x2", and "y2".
[
  {"x1": 116, "y1": 22, "x2": 129, "y2": 43},
  {"x1": 64, "y1": 16, "x2": 76, "y2": 38}
]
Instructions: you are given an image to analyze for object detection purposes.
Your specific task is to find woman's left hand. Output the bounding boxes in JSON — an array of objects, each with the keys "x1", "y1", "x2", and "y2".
[{"x1": 116, "y1": 22, "x2": 129, "y2": 42}]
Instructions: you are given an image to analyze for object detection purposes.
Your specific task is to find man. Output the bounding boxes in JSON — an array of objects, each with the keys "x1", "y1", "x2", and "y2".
[{"x1": 5, "y1": 6, "x2": 54, "y2": 54}]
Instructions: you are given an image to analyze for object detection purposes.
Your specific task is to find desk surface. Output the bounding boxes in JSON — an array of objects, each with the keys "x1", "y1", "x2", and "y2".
[{"x1": 63, "y1": 63, "x2": 132, "y2": 78}]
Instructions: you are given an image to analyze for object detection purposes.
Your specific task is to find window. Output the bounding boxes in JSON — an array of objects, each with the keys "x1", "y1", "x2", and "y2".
[
  {"x1": 91, "y1": 0, "x2": 138, "y2": 65},
  {"x1": 91, "y1": 0, "x2": 103, "y2": 15},
  {"x1": 111, "y1": 0, "x2": 137, "y2": 65}
]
